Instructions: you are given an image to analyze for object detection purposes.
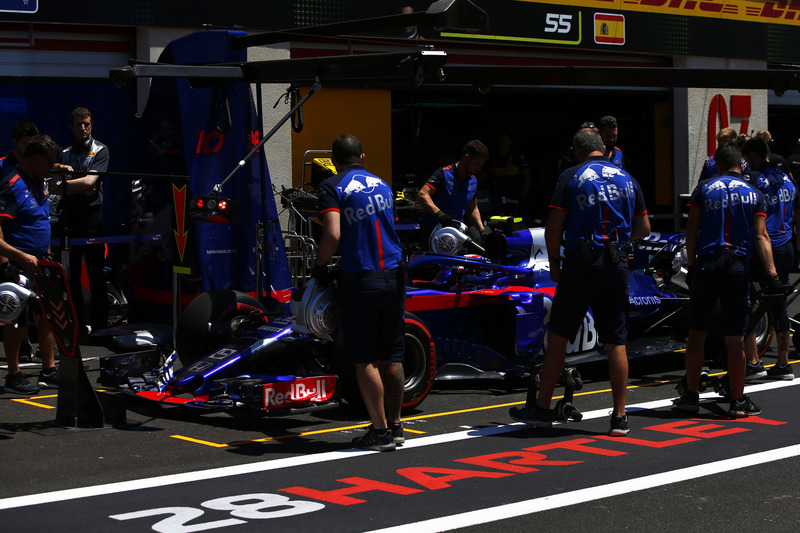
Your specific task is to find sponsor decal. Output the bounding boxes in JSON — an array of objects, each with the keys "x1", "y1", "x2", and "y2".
[
  {"x1": 263, "y1": 376, "x2": 336, "y2": 409},
  {"x1": 629, "y1": 295, "x2": 662, "y2": 306}
]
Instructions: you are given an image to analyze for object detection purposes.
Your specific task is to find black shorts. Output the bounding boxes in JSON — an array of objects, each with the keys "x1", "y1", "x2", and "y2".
[
  {"x1": 750, "y1": 241, "x2": 793, "y2": 332},
  {"x1": 688, "y1": 255, "x2": 749, "y2": 336},
  {"x1": 338, "y1": 269, "x2": 406, "y2": 365},
  {"x1": 548, "y1": 254, "x2": 629, "y2": 346}
]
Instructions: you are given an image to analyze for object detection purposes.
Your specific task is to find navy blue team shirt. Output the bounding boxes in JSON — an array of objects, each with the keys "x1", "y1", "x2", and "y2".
[
  {"x1": 420, "y1": 163, "x2": 478, "y2": 228},
  {"x1": 549, "y1": 155, "x2": 647, "y2": 252},
  {"x1": 0, "y1": 169, "x2": 50, "y2": 256},
  {"x1": 608, "y1": 146, "x2": 624, "y2": 169},
  {"x1": 746, "y1": 165, "x2": 798, "y2": 249},
  {"x1": 688, "y1": 171, "x2": 767, "y2": 257},
  {"x1": 318, "y1": 164, "x2": 402, "y2": 272}
]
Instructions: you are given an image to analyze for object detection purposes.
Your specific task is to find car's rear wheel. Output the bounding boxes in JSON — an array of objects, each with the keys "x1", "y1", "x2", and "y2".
[{"x1": 401, "y1": 313, "x2": 436, "y2": 410}]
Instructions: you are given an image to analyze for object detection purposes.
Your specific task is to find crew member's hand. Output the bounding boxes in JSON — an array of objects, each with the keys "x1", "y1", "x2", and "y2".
[
  {"x1": 311, "y1": 263, "x2": 332, "y2": 288},
  {"x1": 16, "y1": 253, "x2": 41, "y2": 276},
  {"x1": 549, "y1": 259, "x2": 561, "y2": 283},
  {"x1": 435, "y1": 210, "x2": 459, "y2": 228},
  {"x1": 49, "y1": 164, "x2": 73, "y2": 195},
  {"x1": 764, "y1": 274, "x2": 785, "y2": 295}
]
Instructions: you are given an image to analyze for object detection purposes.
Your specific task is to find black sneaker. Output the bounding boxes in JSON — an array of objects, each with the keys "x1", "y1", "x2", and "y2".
[
  {"x1": 766, "y1": 363, "x2": 794, "y2": 381},
  {"x1": 672, "y1": 390, "x2": 700, "y2": 414},
  {"x1": 729, "y1": 395, "x2": 761, "y2": 417},
  {"x1": 745, "y1": 361, "x2": 767, "y2": 381},
  {"x1": 388, "y1": 421, "x2": 404, "y2": 446},
  {"x1": 352, "y1": 426, "x2": 396, "y2": 452},
  {"x1": 509, "y1": 404, "x2": 553, "y2": 428},
  {"x1": 38, "y1": 366, "x2": 59, "y2": 389},
  {"x1": 3, "y1": 371, "x2": 39, "y2": 395},
  {"x1": 608, "y1": 414, "x2": 630, "y2": 437}
]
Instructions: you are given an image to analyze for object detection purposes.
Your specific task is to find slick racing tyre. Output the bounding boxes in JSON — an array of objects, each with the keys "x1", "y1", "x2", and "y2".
[
  {"x1": 176, "y1": 290, "x2": 267, "y2": 366},
  {"x1": 401, "y1": 313, "x2": 436, "y2": 410}
]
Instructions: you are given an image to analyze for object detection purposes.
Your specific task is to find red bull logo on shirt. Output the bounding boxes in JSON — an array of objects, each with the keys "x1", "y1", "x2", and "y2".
[
  {"x1": 337, "y1": 173, "x2": 384, "y2": 199},
  {"x1": 337, "y1": 173, "x2": 394, "y2": 224},
  {"x1": 703, "y1": 181, "x2": 760, "y2": 211},
  {"x1": 575, "y1": 181, "x2": 636, "y2": 210},
  {"x1": 342, "y1": 194, "x2": 393, "y2": 225}
]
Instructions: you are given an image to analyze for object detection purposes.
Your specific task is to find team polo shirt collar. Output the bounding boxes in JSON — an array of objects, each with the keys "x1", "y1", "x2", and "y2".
[
  {"x1": 338, "y1": 163, "x2": 365, "y2": 174},
  {"x1": 720, "y1": 171, "x2": 746, "y2": 181},
  {"x1": 583, "y1": 155, "x2": 608, "y2": 163}
]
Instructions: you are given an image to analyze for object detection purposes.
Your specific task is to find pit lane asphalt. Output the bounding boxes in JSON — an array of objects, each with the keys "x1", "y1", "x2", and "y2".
[{"x1": 2, "y1": 297, "x2": 800, "y2": 531}]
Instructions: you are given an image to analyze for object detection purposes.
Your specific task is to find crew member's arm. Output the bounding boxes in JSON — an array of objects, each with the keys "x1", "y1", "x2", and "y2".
[
  {"x1": 0, "y1": 223, "x2": 39, "y2": 274},
  {"x1": 753, "y1": 214, "x2": 778, "y2": 278},
  {"x1": 315, "y1": 210, "x2": 340, "y2": 266},
  {"x1": 415, "y1": 183, "x2": 441, "y2": 216},
  {"x1": 684, "y1": 207, "x2": 700, "y2": 268},
  {"x1": 463, "y1": 197, "x2": 484, "y2": 231},
  {"x1": 54, "y1": 146, "x2": 108, "y2": 196},
  {"x1": 630, "y1": 212, "x2": 651, "y2": 241},
  {"x1": 544, "y1": 207, "x2": 567, "y2": 283},
  {"x1": 58, "y1": 173, "x2": 100, "y2": 195}
]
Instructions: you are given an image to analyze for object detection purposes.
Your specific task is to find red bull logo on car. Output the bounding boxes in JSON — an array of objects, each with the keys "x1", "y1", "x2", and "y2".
[{"x1": 263, "y1": 376, "x2": 336, "y2": 409}]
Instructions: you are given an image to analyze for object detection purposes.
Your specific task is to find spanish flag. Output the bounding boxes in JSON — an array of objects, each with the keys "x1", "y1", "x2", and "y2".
[{"x1": 594, "y1": 13, "x2": 625, "y2": 45}]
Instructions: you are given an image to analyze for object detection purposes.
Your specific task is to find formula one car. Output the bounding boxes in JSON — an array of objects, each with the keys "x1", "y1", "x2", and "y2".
[{"x1": 100, "y1": 224, "x2": 712, "y2": 417}]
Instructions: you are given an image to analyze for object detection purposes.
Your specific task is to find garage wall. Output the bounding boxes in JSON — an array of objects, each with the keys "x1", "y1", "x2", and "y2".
[{"x1": 676, "y1": 57, "x2": 768, "y2": 193}]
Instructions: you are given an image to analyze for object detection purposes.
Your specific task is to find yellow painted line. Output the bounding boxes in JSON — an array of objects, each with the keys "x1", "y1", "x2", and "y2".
[
  {"x1": 11, "y1": 398, "x2": 56, "y2": 409},
  {"x1": 169, "y1": 357, "x2": 800, "y2": 449},
  {"x1": 404, "y1": 428, "x2": 426, "y2": 435},
  {"x1": 170, "y1": 435, "x2": 229, "y2": 448},
  {"x1": 11, "y1": 394, "x2": 58, "y2": 410},
  {"x1": 9, "y1": 390, "x2": 109, "y2": 410}
]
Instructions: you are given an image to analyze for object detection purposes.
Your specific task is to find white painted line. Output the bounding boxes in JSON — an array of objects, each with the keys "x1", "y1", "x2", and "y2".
[
  {"x1": 0, "y1": 379, "x2": 796, "y2": 511},
  {"x1": 365, "y1": 443, "x2": 800, "y2": 533}
]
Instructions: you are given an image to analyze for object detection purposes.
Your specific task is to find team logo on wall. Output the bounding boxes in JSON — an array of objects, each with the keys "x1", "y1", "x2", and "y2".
[{"x1": 594, "y1": 12, "x2": 625, "y2": 45}]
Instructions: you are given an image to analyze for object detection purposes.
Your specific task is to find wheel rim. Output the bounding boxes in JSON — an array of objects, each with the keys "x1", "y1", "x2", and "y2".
[
  {"x1": 754, "y1": 313, "x2": 771, "y2": 351},
  {"x1": 403, "y1": 331, "x2": 426, "y2": 392}
]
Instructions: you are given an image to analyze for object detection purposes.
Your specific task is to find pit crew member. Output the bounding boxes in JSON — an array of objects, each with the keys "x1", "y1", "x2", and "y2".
[
  {"x1": 741, "y1": 137, "x2": 798, "y2": 381},
  {"x1": 598, "y1": 115, "x2": 624, "y2": 169},
  {"x1": 675, "y1": 142, "x2": 780, "y2": 417},
  {"x1": 416, "y1": 140, "x2": 489, "y2": 245},
  {"x1": 510, "y1": 127, "x2": 650, "y2": 436},
  {"x1": 0, "y1": 135, "x2": 61, "y2": 394},
  {"x1": 314, "y1": 134, "x2": 405, "y2": 452}
]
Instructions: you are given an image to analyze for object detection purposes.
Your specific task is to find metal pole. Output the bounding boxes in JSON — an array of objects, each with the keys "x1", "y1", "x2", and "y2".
[{"x1": 212, "y1": 81, "x2": 321, "y2": 195}]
